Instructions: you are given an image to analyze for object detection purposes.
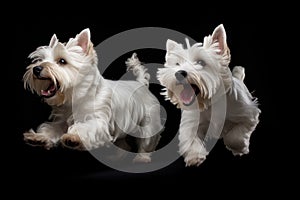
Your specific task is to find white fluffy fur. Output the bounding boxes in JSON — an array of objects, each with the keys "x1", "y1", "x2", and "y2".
[
  {"x1": 157, "y1": 24, "x2": 261, "y2": 166},
  {"x1": 23, "y1": 29, "x2": 162, "y2": 162}
]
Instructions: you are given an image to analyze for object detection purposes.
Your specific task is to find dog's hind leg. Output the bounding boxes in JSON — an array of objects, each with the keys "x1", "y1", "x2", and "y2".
[
  {"x1": 133, "y1": 128, "x2": 162, "y2": 163},
  {"x1": 223, "y1": 111, "x2": 260, "y2": 156},
  {"x1": 134, "y1": 127, "x2": 162, "y2": 163},
  {"x1": 134, "y1": 135, "x2": 160, "y2": 163},
  {"x1": 133, "y1": 105, "x2": 163, "y2": 163},
  {"x1": 223, "y1": 124, "x2": 252, "y2": 155}
]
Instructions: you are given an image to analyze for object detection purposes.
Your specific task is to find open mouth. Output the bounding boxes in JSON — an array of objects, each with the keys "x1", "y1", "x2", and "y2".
[
  {"x1": 179, "y1": 83, "x2": 200, "y2": 106},
  {"x1": 38, "y1": 78, "x2": 60, "y2": 98}
]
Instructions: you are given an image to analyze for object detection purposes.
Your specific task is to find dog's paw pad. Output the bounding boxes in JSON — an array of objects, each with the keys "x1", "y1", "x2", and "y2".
[
  {"x1": 61, "y1": 134, "x2": 85, "y2": 150},
  {"x1": 133, "y1": 154, "x2": 151, "y2": 163}
]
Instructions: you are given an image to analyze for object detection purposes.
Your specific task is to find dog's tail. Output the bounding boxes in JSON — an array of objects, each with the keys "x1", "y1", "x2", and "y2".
[
  {"x1": 126, "y1": 53, "x2": 150, "y2": 87},
  {"x1": 232, "y1": 66, "x2": 245, "y2": 82}
]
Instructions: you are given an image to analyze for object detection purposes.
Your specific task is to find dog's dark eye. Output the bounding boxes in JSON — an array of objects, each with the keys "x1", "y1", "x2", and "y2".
[
  {"x1": 196, "y1": 60, "x2": 206, "y2": 66},
  {"x1": 58, "y1": 58, "x2": 67, "y2": 65},
  {"x1": 176, "y1": 62, "x2": 180, "y2": 66}
]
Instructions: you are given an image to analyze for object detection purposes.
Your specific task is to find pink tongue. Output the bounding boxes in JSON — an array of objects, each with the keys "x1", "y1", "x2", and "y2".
[
  {"x1": 180, "y1": 85, "x2": 195, "y2": 105},
  {"x1": 41, "y1": 84, "x2": 55, "y2": 96}
]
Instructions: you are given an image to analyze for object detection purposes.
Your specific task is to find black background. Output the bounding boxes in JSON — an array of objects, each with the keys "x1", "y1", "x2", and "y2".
[{"x1": 11, "y1": 8, "x2": 283, "y2": 194}]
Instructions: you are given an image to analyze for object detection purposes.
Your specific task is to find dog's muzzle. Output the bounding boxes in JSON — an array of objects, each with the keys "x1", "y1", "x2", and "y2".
[
  {"x1": 175, "y1": 70, "x2": 200, "y2": 106},
  {"x1": 32, "y1": 65, "x2": 60, "y2": 98}
]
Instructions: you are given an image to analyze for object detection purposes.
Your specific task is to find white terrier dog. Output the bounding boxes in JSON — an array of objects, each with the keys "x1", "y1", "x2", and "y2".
[
  {"x1": 23, "y1": 28, "x2": 162, "y2": 162},
  {"x1": 157, "y1": 24, "x2": 261, "y2": 166}
]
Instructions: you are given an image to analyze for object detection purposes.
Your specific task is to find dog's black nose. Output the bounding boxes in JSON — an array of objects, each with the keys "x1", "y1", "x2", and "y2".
[
  {"x1": 33, "y1": 66, "x2": 43, "y2": 76},
  {"x1": 175, "y1": 70, "x2": 187, "y2": 81}
]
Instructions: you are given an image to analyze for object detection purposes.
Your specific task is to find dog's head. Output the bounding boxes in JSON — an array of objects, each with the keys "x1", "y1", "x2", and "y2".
[
  {"x1": 23, "y1": 28, "x2": 97, "y2": 106},
  {"x1": 157, "y1": 24, "x2": 233, "y2": 110}
]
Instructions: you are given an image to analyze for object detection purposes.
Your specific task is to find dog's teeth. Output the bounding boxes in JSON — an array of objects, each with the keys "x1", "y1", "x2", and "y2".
[{"x1": 41, "y1": 89, "x2": 51, "y2": 96}]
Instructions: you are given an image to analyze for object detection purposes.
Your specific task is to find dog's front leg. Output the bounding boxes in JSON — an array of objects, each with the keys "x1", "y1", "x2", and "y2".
[
  {"x1": 61, "y1": 118, "x2": 113, "y2": 151},
  {"x1": 24, "y1": 122, "x2": 65, "y2": 150},
  {"x1": 178, "y1": 110, "x2": 208, "y2": 166}
]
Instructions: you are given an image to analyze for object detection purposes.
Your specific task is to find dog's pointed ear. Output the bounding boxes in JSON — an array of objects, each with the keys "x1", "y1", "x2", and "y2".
[
  {"x1": 204, "y1": 24, "x2": 229, "y2": 55},
  {"x1": 49, "y1": 34, "x2": 58, "y2": 48},
  {"x1": 166, "y1": 39, "x2": 183, "y2": 52},
  {"x1": 76, "y1": 28, "x2": 91, "y2": 54},
  {"x1": 211, "y1": 24, "x2": 227, "y2": 55}
]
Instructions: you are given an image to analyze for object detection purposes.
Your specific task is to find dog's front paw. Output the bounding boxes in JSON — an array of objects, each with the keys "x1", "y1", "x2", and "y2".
[
  {"x1": 23, "y1": 130, "x2": 55, "y2": 150},
  {"x1": 184, "y1": 153, "x2": 206, "y2": 167},
  {"x1": 60, "y1": 133, "x2": 85, "y2": 150}
]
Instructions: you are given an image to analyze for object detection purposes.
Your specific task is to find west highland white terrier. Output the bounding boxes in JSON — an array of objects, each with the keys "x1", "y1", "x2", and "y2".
[
  {"x1": 157, "y1": 24, "x2": 261, "y2": 166},
  {"x1": 23, "y1": 28, "x2": 162, "y2": 162}
]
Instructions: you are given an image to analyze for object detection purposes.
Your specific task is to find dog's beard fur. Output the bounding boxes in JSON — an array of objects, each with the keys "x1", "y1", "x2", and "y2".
[
  {"x1": 157, "y1": 24, "x2": 261, "y2": 166},
  {"x1": 23, "y1": 29, "x2": 162, "y2": 163}
]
